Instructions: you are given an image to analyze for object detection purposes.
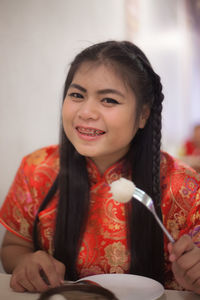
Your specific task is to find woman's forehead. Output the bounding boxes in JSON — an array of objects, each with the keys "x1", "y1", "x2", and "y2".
[{"x1": 73, "y1": 61, "x2": 134, "y2": 92}]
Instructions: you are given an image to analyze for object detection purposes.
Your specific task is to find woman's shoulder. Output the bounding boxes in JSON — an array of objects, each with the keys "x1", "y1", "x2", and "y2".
[
  {"x1": 161, "y1": 151, "x2": 200, "y2": 178},
  {"x1": 24, "y1": 144, "x2": 59, "y2": 164},
  {"x1": 160, "y1": 150, "x2": 200, "y2": 199},
  {"x1": 21, "y1": 144, "x2": 59, "y2": 174}
]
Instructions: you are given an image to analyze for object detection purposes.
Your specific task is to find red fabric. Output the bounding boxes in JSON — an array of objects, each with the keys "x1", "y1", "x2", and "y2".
[
  {"x1": 0, "y1": 145, "x2": 59, "y2": 252},
  {"x1": 1, "y1": 145, "x2": 200, "y2": 290},
  {"x1": 77, "y1": 158, "x2": 131, "y2": 277}
]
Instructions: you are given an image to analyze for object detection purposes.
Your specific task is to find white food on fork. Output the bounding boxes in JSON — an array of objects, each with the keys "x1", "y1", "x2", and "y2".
[
  {"x1": 110, "y1": 177, "x2": 175, "y2": 243},
  {"x1": 109, "y1": 178, "x2": 135, "y2": 203}
]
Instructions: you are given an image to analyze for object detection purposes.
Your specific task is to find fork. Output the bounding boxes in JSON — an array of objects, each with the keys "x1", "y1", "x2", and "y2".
[{"x1": 133, "y1": 187, "x2": 175, "y2": 243}]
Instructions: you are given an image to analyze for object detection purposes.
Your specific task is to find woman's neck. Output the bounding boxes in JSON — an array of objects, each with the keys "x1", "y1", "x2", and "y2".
[{"x1": 88, "y1": 156, "x2": 123, "y2": 175}]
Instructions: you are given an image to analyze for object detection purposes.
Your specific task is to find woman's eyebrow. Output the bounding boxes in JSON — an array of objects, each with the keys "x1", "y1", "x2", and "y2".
[
  {"x1": 69, "y1": 84, "x2": 124, "y2": 97},
  {"x1": 69, "y1": 83, "x2": 86, "y2": 93},
  {"x1": 97, "y1": 89, "x2": 124, "y2": 97}
]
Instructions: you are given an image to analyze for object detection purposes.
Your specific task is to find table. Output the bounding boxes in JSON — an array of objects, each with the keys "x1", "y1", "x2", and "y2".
[
  {"x1": 159, "y1": 290, "x2": 200, "y2": 300},
  {"x1": 0, "y1": 273, "x2": 199, "y2": 300}
]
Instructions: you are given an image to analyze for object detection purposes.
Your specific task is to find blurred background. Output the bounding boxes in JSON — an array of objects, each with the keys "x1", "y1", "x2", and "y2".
[{"x1": 0, "y1": 0, "x2": 200, "y2": 271}]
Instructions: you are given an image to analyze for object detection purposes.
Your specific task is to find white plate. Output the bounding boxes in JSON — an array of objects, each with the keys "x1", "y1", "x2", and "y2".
[{"x1": 79, "y1": 274, "x2": 164, "y2": 300}]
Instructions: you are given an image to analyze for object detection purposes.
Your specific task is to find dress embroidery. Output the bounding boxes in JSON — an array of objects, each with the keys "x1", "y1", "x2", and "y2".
[
  {"x1": 0, "y1": 145, "x2": 200, "y2": 290},
  {"x1": 77, "y1": 159, "x2": 131, "y2": 277}
]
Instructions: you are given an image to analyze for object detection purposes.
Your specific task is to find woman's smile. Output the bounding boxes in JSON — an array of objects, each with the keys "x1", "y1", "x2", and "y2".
[{"x1": 76, "y1": 126, "x2": 106, "y2": 138}]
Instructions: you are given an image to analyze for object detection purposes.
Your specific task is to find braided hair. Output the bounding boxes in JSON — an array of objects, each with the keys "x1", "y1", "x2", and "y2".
[{"x1": 33, "y1": 41, "x2": 165, "y2": 284}]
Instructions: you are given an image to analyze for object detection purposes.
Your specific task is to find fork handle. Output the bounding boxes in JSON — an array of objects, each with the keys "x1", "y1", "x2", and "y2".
[{"x1": 153, "y1": 211, "x2": 175, "y2": 243}]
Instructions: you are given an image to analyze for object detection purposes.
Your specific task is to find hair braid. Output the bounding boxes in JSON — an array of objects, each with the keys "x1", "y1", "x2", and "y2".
[
  {"x1": 151, "y1": 73, "x2": 164, "y2": 213},
  {"x1": 150, "y1": 72, "x2": 165, "y2": 283},
  {"x1": 127, "y1": 53, "x2": 165, "y2": 283},
  {"x1": 134, "y1": 53, "x2": 164, "y2": 207}
]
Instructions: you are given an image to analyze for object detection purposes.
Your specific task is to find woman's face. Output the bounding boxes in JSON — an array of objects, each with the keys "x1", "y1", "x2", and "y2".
[{"x1": 62, "y1": 62, "x2": 148, "y2": 173}]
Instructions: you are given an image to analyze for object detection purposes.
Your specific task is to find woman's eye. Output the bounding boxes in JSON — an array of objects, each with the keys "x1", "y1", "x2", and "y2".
[
  {"x1": 102, "y1": 98, "x2": 119, "y2": 105},
  {"x1": 68, "y1": 92, "x2": 83, "y2": 99}
]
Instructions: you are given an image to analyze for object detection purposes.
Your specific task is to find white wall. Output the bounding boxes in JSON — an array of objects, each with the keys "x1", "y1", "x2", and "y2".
[{"x1": 0, "y1": 0, "x2": 125, "y2": 271}]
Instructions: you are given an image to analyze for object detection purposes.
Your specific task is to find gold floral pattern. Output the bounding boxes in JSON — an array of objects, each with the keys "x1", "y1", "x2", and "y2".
[
  {"x1": 26, "y1": 148, "x2": 47, "y2": 166},
  {"x1": 104, "y1": 242, "x2": 129, "y2": 269}
]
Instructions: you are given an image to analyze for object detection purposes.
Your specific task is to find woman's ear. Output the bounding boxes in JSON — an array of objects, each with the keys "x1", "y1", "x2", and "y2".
[{"x1": 139, "y1": 105, "x2": 150, "y2": 129}]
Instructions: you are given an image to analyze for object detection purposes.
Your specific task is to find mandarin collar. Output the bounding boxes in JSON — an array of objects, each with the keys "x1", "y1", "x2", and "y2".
[{"x1": 86, "y1": 158, "x2": 131, "y2": 186}]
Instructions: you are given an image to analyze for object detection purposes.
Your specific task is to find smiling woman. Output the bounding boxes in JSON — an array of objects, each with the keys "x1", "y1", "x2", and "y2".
[{"x1": 0, "y1": 41, "x2": 200, "y2": 295}]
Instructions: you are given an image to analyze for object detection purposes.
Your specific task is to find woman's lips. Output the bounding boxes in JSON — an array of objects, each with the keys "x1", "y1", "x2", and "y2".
[{"x1": 76, "y1": 126, "x2": 105, "y2": 137}]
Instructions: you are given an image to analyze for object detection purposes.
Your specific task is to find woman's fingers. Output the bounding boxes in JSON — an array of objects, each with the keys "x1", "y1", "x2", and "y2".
[
  {"x1": 168, "y1": 234, "x2": 194, "y2": 262},
  {"x1": 26, "y1": 266, "x2": 51, "y2": 292},
  {"x1": 10, "y1": 270, "x2": 36, "y2": 292},
  {"x1": 172, "y1": 248, "x2": 200, "y2": 283},
  {"x1": 35, "y1": 251, "x2": 65, "y2": 287},
  {"x1": 169, "y1": 234, "x2": 200, "y2": 294},
  {"x1": 10, "y1": 250, "x2": 65, "y2": 293},
  {"x1": 10, "y1": 276, "x2": 26, "y2": 292},
  {"x1": 26, "y1": 251, "x2": 63, "y2": 291},
  {"x1": 186, "y1": 261, "x2": 200, "y2": 285},
  {"x1": 40, "y1": 262, "x2": 62, "y2": 288},
  {"x1": 51, "y1": 255, "x2": 66, "y2": 282}
]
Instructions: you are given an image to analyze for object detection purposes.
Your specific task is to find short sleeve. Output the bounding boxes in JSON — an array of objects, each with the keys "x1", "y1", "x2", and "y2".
[
  {"x1": 0, "y1": 145, "x2": 59, "y2": 242},
  {"x1": 181, "y1": 186, "x2": 200, "y2": 246},
  {"x1": 161, "y1": 152, "x2": 200, "y2": 242},
  {"x1": 0, "y1": 157, "x2": 37, "y2": 241}
]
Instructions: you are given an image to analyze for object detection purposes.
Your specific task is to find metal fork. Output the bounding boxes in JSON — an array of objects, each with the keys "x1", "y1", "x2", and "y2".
[{"x1": 133, "y1": 187, "x2": 175, "y2": 243}]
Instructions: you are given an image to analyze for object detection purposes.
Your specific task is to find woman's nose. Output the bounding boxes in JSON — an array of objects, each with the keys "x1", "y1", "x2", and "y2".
[{"x1": 78, "y1": 99, "x2": 99, "y2": 120}]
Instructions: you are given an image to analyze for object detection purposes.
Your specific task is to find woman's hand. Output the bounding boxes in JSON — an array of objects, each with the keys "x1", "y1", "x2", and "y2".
[
  {"x1": 168, "y1": 234, "x2": 200, "y2": 294},
  {"x1": 10, "y1": 250, "x2": 65, "y2": 293},
  {"x1": 1, "y1": 230, "x2": 65, "y2": 293}
]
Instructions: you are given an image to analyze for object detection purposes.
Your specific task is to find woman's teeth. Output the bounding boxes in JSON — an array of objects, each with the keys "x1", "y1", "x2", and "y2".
[{"x1": 77, "y1": 127, "x2": 105, "y2": 136}]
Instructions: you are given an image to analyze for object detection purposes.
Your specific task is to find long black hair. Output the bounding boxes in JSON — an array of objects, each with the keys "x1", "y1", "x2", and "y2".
[{"x1": 33, "y1": 41, "x2": 165, "y2": 283}]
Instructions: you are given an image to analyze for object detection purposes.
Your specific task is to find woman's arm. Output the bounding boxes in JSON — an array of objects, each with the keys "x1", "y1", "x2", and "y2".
[
  {"x1": 1, "y1": 230, "x2": 34, "y2": 273},
  {"x1": 0, "y1": 230, "x2": 65, "y2": 292}
]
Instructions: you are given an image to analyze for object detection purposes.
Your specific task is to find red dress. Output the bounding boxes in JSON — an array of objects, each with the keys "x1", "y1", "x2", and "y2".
[{"x1": 1, "y1": 145, "x2": 200, "y2": 290}]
